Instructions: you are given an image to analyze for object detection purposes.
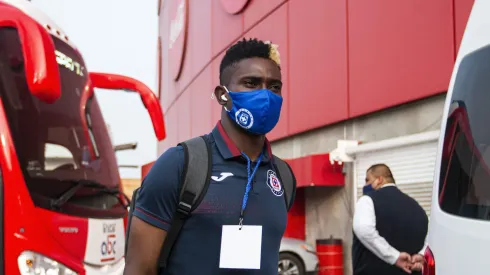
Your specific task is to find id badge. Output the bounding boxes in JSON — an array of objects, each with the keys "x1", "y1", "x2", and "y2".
[{"x1": 219, "y1": 225, "x2": 262, "y2": 269}]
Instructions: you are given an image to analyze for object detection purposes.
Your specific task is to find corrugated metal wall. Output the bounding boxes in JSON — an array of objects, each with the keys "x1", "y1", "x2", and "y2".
[{"x1": 354, "y1": 140, "x2": 438, "y2": 216}]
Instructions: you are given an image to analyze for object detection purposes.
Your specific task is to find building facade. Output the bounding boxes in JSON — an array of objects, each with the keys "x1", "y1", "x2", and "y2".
[{"x1": 153, "y1": 0, "x2": 475, "y2": 273}]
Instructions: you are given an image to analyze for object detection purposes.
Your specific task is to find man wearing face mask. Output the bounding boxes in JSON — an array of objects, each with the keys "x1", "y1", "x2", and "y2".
[
  {"x1": 352, "y1": 164, "x2": 428, "y2": 275},
  {"x1": 124, "y1": 38, "x2": 296, "y2": 275}
]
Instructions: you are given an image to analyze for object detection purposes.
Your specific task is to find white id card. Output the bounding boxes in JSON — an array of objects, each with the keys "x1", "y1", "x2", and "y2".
[{"x1": 219, "y1": 225, "x2": 262, "y2": 269}]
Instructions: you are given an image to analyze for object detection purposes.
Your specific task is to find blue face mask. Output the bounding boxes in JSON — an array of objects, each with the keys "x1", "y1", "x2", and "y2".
[
  {"x1": 362, "y1": 184, "x2": 375, "y2": 195},
  {"x1": 224, "y1": 87, "x2": 283, "y2": 135}
]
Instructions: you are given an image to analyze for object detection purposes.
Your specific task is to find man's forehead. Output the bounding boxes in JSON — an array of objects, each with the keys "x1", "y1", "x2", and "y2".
[{"x1": 232, "y1": 58, "x2": 281, "y2": 80}]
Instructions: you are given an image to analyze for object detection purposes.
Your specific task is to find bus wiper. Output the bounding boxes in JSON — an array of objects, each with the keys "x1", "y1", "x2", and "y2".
[{"x1": 50, "y1": 180, "x2": 130, "y2": 209}]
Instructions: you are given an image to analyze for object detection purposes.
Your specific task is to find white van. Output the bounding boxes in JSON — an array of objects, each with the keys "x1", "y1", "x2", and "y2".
[{"x1": 426, "y1": 1, "x2": 490, "y2": 274}]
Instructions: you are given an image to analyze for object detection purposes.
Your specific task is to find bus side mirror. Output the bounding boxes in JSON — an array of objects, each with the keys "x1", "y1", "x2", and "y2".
[
  {"x1": 88, "y1": 72, "x2": 166, "y2": 141},
  {"x1": 0, "y1": 2, "x2": 61, "y2": 103}
]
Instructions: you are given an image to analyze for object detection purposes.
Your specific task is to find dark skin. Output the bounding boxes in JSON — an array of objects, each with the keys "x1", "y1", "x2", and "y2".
[
  {"x1": 214, "y1": 57, "x2": 282, "y2": 161},
  {"x1": 124, "y1": 217, "x2": 166, "y2": 275},
  {"x1": 123, "y1": 57, "x2": 282, "y2": 274}
]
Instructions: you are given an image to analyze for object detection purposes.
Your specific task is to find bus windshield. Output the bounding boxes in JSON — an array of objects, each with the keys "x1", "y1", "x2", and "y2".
[{"x1": 0, "y1": 28, "x2": 124, "y2": 218}]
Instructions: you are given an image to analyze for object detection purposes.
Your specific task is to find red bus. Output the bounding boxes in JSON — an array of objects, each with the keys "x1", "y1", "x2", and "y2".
[{"x1": 0, "y1": 1, "x2": 165, "y2": 274}]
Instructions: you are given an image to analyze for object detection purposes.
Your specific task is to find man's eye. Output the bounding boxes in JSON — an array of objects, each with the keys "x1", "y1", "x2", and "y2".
[{"x1": 244, "y1": 80, "x2": 258, "y2": 86}]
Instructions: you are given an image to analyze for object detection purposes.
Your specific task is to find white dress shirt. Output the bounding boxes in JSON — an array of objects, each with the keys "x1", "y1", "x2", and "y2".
[{"x1": 353, "y1": 184, "x2": 427, "y2": 265}]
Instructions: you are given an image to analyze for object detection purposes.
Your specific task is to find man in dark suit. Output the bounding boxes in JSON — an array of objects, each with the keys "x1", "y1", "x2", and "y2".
[{"x1": 352, "y1": 164, "x2": 428, "y2": 275}]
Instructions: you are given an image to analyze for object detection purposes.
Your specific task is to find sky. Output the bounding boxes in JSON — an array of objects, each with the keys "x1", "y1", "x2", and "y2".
[{"x1": 32, "y1": 0, "x2": 159, "y2": 179}]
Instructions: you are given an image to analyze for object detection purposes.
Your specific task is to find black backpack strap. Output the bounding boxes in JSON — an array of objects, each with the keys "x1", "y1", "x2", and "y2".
[
  {"x1": 124, "y1": 187, "x2": 140, "y2": 256},
  {"x1": 273, "y1": 155, "x2": 296, "y2": 211},
  {"x1": 158, "y1": 135, "x2": 212, "y2": 268}
]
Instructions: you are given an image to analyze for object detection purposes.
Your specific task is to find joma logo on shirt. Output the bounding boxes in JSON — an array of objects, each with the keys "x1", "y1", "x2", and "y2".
[{"x1": 211, "y1": 172, "x2": 234, "y2": 182}]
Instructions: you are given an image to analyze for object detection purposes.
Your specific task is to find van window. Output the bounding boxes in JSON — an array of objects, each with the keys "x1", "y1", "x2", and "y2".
[{"x1": 439, "y1": 44, "x2": 490, "y2": 220}]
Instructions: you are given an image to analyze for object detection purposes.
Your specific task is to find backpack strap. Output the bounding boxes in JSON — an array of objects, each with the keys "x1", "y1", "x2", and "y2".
[
  {"x1": 272, "y1": 155, "x2": 296, "y2": 211},
  {"x1": 158, "y1": 135, "x2": 212, "y2": 268},
  {"x1": 124, "y1": 186, "x2": 140, "y2": 256}
]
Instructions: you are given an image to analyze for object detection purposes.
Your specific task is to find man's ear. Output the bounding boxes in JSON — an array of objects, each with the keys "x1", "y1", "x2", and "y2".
[{"x1": 214, "y1": 86, "x2": 229, "y2": 107}]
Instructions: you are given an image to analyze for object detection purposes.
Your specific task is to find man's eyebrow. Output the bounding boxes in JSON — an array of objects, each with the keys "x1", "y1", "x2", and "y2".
[
  {"x1": 239, "y1": 75, "x2": 282, "y2": 84},
  {"x1": 238, "y1": 74, "x2": 263, "y2": 80},
  {"x1": 272, "y1": 79, "x2": 283, "y2": 85}
]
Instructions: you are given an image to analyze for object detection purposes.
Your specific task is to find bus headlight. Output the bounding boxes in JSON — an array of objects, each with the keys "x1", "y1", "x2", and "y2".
[{"x1": 18, "y1": 251, "x2": 77, "y2": 275}]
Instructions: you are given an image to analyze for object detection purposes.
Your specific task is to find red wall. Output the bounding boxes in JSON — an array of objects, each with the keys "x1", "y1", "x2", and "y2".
[
  {"x1": 284, "y1": 188, "x2": 305, "y2": 240},
  {"x1": 158, "y1": 0, "x2": 474, "y2": 150},
  {"x1": 141, "y1": 161, "x2": 155, "y2": 179}
]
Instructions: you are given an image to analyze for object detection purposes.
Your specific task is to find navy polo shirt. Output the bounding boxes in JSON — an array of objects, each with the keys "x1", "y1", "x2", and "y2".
[{"x1": 134, "y1": 122, "x2": 290, "y2": 275}]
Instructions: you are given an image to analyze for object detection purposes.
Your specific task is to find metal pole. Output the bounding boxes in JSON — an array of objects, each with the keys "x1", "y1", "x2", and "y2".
[{"x1": 114, "y1": 142, "x2": 138, "y2": 152}]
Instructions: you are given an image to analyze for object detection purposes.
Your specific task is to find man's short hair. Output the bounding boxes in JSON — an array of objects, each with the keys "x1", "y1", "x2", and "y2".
[
  {"x1": 219, "y1": 38, "x2": 281, "y2": 85},
  {"x1": 367, "y1": 163, "x2": 396, "y2": 183}
]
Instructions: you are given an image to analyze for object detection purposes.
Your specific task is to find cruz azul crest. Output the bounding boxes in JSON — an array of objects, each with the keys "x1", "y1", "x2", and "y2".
[
  {"x1": 267, "y1": 169, "x2": 284, "y2": 197},
  {"x1": 235, "y1": 108, "x2": 254, "y2": 129}
]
